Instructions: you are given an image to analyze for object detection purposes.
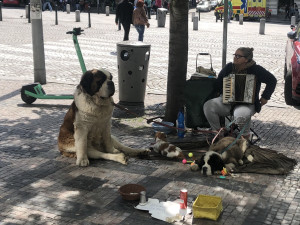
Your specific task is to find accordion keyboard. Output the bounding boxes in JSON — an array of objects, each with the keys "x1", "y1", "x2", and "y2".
[{"x1": 223, "y1": 74, "x2": 256, "y2": 104}]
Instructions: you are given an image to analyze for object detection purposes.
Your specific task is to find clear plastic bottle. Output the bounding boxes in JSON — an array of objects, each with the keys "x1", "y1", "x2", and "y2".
[{"x1": 177, "y1": 108, "x2": 185, "y2": 138}]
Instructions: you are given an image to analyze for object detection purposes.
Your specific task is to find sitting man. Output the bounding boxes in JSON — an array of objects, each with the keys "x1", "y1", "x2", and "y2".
[{"x1": 203, "y1": 47, "x2": 277, "y2": 140}]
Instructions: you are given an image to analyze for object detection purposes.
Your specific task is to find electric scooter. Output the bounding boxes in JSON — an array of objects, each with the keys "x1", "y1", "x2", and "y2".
[{"x1": 20, "y1": 27, "x2": 87, "y2": 104}]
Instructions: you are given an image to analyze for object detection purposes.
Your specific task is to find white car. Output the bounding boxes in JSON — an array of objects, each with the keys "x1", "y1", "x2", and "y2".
[
  {"x1": 210, "y1": 0, "x2": 218, "y2": 9},
  {"x1": 196, "y1": 1, "x2": 212, "y2": 12}
]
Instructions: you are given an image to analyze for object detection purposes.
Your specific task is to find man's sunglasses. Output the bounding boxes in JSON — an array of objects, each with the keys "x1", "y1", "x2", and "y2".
[{"x1": 233, "y1": 54, "x2": 246, "y2": 59}]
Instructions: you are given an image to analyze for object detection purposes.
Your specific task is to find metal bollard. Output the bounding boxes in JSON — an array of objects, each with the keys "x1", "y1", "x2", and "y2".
[
  {"x1": 198, "y1": 9, "x2": 200, "y2": 21},
  {"x1": 0, "y1": 1, "x2": 2, "y2": 22},
  {"x1": 28, "y1": 3, "x2": 31, "y2": 23},
  {"x1": 25, "y1": 5, "x2": 29, "y2": 18},
  {"x1": 55, "y1": 4, "x2": 58, "y2": 25},
  {"x1": 192, "y1": 12, "x2": 195, "y2": 22},
  {"x1": 66, "y1": 4, "x2": 70, "y2": 14},
  {"x1": 193, "y1": 16, "x2": 198, "y2": 30},
  {"x1": 239, "y1": 14, "x2": 243, "y2": 25},
  {"x1": 291, "y1": 16, "x2": 296, "y2": 26},
  {"x1": 88, "y1": 5, "x2": 91, "y2": 27},
  {"x1": 75, "y1": 10, "x2": 80, "y2": 22},
  {"x1": 259, "y1": 18, "x2": 265, "y2": 35},
  {"x1": 106, "y1": 6, "x2": 109, "y2": 16}
]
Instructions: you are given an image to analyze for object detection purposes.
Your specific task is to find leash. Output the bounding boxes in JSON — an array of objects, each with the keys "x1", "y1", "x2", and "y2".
[
  {"x1": 112, "y1": 102, "x2": 216, "y2": 134},
  {"x1": 220, "y1": 119, "x2": 250, "y2": 154}
]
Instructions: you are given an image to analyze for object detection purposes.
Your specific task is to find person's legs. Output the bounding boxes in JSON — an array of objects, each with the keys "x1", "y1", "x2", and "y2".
[
  {"x1": 122, "y1": 22, "x2": 131, "y2": 41},
  {"x1": 48, "y1": 2, "x2": 53, "y2": 11},
  {"x1": 203, "y1": 96, "x2": 231, "y2": 131},
  {"x1": 135, "y1": 25, "x2": 145, "y2": 41},
  {"x1": 232, "y1": 105, "x2": 255, "y2": 136},
  {"x1": 147, "y1": 7, "x2": 151, "y2": 19}
]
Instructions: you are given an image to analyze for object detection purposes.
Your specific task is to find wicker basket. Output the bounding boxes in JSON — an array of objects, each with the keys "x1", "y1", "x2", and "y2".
[
  {"x1": 193, "y1": 195, "x2": 223, "y2": 220},
  {"x1": 119, "y1": 184, "x2": 146, "y2": 201}
]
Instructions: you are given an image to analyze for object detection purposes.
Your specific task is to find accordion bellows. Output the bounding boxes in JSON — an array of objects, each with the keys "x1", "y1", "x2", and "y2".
[{"x1": 223, "y1": 74, "x2": 256, "y2": 104}]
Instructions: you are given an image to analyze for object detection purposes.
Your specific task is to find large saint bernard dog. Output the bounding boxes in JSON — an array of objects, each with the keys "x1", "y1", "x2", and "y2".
[
  {"x1": 58, "y1": 69, "x2": 150, "y2": 166},
  {"x1": 191, "y1": 137, "x2": 254, "y2": 176}
]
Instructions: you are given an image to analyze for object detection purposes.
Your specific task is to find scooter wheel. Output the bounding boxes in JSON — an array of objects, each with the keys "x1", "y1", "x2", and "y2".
[{"x1": 21, "y1": 87, "x2": 36, "y2": 104}]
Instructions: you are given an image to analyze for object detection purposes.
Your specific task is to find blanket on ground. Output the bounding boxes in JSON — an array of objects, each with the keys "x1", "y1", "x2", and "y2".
[{"x1": 234, "y1": 145, "x2": 297, "y2": 175}]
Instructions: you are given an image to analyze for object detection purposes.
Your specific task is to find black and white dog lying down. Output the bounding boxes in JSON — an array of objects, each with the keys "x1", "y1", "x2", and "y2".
[{"x1": 191, "y1": 137, "x2": 254, "y2": 176}]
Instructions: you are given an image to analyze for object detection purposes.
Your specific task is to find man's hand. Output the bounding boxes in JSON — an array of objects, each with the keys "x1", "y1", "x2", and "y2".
[{"x1": 260, "y1": 98, "x2": 268, "y2": 106}]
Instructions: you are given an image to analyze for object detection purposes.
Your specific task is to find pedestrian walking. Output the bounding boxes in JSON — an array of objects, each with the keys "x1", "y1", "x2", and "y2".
[
  {"x1": 115, "y1": 0, "x2": 134, "y2": 41},
  {"x1": 75, "y1": 0, "x2": 81, "y2": 10},
  {"x1": 294, "y1": 3, "x2": 299, "y2": 20},
  {"x1": 43, "y1": 0, "x2": 53, "y2": 11},
  {"x1": 133, "y1": 0, "x2": 150, "y2": 41},
  {"x1": 285, "y1": 4, "x2": 290, "y2": 19},
  {"x1": 228, "y1": 0, "x2": 233, "y2": 22},
  {"x1": 203, "y1": 47, "x2": 277, "y2": 140},
  {"x1": 145, "y1": 0, "x2": 152, "y2": 19}
]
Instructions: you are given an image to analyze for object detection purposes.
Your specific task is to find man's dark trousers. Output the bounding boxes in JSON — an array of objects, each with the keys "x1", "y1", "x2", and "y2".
[{"x1": 122, "y1": 22, "x2": 131, "y2": 41}]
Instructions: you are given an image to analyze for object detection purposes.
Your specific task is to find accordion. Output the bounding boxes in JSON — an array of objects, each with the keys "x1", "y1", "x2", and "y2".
[{"x1": 223, "y1": 74, "x2": 256, "y2": 104}]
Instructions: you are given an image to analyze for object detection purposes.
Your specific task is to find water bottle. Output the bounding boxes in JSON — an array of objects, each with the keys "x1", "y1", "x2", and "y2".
[{"x1": 177, "y1": 108, "x2": 185, "y2": 138}]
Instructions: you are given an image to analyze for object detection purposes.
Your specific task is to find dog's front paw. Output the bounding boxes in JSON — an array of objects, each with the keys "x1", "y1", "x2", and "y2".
[
  {"x1": 238, "y1": 159, "x2": 244, "y2": 165},
  {"x1": 76, "y1": 157, "x2": 90, "y2": 167},
  {"x1": 190, "y1": 164, "x2": 199, "y2": 171},
  {"x1": 138, "y1": 149, "x2": 151, "y2": 155},
  {"x1": 246, "y1": 155, "x2": 254, "y2": 162},
  {"x1": 117, "y1": 153, "x2": 128, "y2": 165},
  {"x1": 111, "y1": 148, "x2": 121, "y2": 154}
]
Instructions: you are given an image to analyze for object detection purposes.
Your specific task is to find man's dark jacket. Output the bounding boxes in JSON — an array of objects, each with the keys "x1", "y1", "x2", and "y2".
[
  {"x1": 115, "y1": 0, "x2": 134, "y2": 24},
  {"x1": 215, "y1": 62, "x2": 277, "y2": 113}
]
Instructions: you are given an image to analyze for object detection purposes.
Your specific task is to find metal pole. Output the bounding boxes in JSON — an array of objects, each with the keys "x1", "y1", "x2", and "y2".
[
  {"x1": 239, "y1": 14, "x2": 243, "y2": 25},
  {"x1": 75, "y1": 10, "x2": 80, "y2": 22},
  {"x1": 30, "y1": 0, "x2": 46, "y2": 84},
  {"x1": 66, "y1": 3, "x2": 70, "y2": 13},
  {"x1": 222, "y1": 0, "x2": 228, "y2": 68},
  {"x1": 88, "y1": 5, "x2": 91, "y2": 27},
  {"x1": 106, "y1": 6, "x2": 109, "y2": 16},
  {"x1": 198, "y1": 9, "x2": 200, "y2": 21},
  {"x1": 259, "y1": 18, "x2": 265, "y2": 35},
  {"x1": 55, "y1": 4, "x2": 58, "y2": 25},
  {"x1": 0, "y1": 1, "x2": 2, "y2": 22},
  {"x1": 193, "y1": 16, "x2": 198, "y2": 30},
  {"x1": 26, "y1": 5, "x2": 29, "y2": 18},
  {"x1": 28, "y1": 3, "x2": 31, "y2": 23},
  {"x1": 291, "y1": 16, "x2": 296, "y2": 26}
]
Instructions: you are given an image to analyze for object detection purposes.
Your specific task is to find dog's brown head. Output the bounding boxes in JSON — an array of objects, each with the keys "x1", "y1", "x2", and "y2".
[
  {"x1": 155, "y1": 131, "x2": 167, "y2": 142},
  {"x1": 80, "y1": 69, "x2": 115, "y2": 98}
]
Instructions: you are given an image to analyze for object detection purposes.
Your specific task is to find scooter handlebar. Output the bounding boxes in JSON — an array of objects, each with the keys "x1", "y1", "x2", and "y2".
[{"x1": 66, "y1": 28, "x2": 84, "y2": 35}]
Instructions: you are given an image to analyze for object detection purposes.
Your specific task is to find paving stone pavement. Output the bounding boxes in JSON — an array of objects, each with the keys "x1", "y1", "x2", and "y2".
[{"x1": 0, "y1": 7, "x2": 300, "y2": 225}]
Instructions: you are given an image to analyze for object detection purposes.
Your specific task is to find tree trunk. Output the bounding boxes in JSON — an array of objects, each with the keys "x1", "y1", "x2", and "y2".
[{"x1": 164, "y1": 0, "x2": 189, "y2": 124}]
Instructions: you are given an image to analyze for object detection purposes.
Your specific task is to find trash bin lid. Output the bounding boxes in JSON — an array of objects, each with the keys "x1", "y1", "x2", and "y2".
[
  {"x1": 117, "y1": 41, "x2": 151, "y2": 48},
  {"x1": 158, "y1": 8, "x2": 168, "y2": 11}
]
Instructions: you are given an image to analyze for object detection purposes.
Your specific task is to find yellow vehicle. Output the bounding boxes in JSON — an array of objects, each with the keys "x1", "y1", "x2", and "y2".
[{"x1": 215, "y1": 0, "x2": 266, "y2": 21}]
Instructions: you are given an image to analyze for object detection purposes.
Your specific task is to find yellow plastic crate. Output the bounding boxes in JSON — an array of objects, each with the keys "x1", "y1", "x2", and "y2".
[{"x1": 193, "y1": 195, "x2": 223, "y2": 220}]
